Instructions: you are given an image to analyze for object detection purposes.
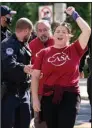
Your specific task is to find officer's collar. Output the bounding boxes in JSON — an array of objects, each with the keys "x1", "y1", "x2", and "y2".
[
  {"x1": 12, "y1": 33, "x2": 26, "y2": 46},
  {"x1": 1, "y1": 26, "x2": 7, "y2": 32}
]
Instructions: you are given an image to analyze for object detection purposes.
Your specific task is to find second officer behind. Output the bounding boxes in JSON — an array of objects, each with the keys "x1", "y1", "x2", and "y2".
[{"x1": 1, "y1": 5, "x2": 16, "y2": 41}]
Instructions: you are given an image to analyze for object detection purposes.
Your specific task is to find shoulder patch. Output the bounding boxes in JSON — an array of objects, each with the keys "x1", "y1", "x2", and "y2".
[{"x1": 6, "y1": 48, "x2": 14, "y2": 55}]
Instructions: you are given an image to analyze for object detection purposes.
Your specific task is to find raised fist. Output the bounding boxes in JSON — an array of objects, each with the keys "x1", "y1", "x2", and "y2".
[{"x1": 65, "y1": 6, "x2": 75, "y2": 15}]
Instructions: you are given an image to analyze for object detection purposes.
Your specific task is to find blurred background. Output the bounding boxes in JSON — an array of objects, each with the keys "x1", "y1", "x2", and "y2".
[
  {"x1": 1, "y1": 2, "x2": 92, "y2": 77},
  {"x1": 1, "y1": 2, "x2": 92, "y2": 128}
]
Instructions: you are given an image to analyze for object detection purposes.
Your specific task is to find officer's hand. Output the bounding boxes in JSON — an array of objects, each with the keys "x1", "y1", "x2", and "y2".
[
  {"x1": 32, "y1": 97, "x2": 41, "y2": 112},
  {"x1": 65, "y1": 6, "x2": 75, "y2": 15},
  {"x1": 24, "y1": 65, "x2": 33, "y2": 74}
]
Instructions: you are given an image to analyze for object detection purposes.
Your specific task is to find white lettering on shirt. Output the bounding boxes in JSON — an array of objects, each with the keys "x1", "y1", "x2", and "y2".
[{"x1": 48, "y1": 52, "x2": 70, "y2": 66}]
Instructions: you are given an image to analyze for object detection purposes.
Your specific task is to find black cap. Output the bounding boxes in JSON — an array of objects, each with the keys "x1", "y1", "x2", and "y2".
[{"x1": 1, "y1": 5, "x2": 17, "y2": 16}]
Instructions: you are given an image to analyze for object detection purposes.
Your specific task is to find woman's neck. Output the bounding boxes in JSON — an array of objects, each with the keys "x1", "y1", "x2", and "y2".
[{"x1": 54, "y1": 42, "x2": 69, "y2": 49}]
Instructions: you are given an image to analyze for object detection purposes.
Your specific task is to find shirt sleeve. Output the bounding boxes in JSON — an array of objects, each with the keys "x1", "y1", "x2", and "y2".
[
  {"x1": 33, "y1": 49, "x2": 45, "y2": 70},
  {"x1": 71, "y1": 40, "x2": 88, "y2": 58}
]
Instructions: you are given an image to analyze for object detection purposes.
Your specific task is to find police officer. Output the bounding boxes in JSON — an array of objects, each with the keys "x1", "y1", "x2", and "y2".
[
  {"x1": 1, "y1": 5, "x2": 16, "y2": 41},
  {"x1": 1, "y1": 18, "x2": 33, "y2": 128},
  {"x1": 79, "y1": 51, "x2": 88, "y2": 78},
  {"x1": 79, "y1": 34, "x2": 92, "y2": 122},
  {"x1": 87, "y1": 35, "x2": 92, "y2": 122}
]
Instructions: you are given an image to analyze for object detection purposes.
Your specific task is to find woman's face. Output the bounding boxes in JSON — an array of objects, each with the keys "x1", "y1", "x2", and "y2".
[{"x1": 53, "y1": 25, "x2": 70, "y2": 46}]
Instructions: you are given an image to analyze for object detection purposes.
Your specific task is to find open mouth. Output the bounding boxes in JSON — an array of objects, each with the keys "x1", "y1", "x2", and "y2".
[{"x1": 57, "y1": 37, "x2": 63, "y2": 40}]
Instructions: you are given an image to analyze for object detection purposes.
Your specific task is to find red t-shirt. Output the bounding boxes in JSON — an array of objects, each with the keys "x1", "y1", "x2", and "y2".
[
  {"x1": 33, "y1": 40, "x2": 87, "y2": 95},
  {"x1": 29, "y1": 37, "x2": 54, "y2": 64}
]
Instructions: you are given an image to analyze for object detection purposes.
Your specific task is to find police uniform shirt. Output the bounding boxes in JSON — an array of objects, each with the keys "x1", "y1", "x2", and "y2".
[
  {"x1": 1, "y1": 34, "x2": 31, "y2": 85},
  {"x1": 1, "y1": 26, "x2": 11, "y2": 41}
]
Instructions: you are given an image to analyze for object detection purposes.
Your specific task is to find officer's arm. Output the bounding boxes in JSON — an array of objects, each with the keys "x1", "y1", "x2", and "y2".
[{"x1": 1, "y1": 43, "x2": 27, "y2": 83}]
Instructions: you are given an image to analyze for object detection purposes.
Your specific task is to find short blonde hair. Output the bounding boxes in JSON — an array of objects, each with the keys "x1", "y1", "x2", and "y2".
[{"x1": 16, "y1": 17, "x2": 33, "y2": 30}]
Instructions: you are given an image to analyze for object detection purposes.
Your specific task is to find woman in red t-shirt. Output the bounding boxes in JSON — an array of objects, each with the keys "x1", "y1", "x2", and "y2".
[{"x1": 31, "y1": 6, "x2": 91, "y2": 128}]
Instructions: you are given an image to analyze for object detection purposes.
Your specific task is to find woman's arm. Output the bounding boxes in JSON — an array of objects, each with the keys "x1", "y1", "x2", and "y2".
[
  {"x1": 65, "y1": 6, "x2": 91, "y2": 49},
  {"x1": 76, "y1": 16, "x2": 91, "y2": 49},
  {"x1": 31, "y1": 69, "x2": 41, "y2": 112}
]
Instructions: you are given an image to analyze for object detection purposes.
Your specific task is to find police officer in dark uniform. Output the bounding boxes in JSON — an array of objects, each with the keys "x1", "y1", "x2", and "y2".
[
  {"x1": 79, "y1": 34, "x2": 92, "y2": 122},
  {"x1": 87, "y1": 34, "x2": 92, "y2": 122},
  {"x1": 1, "y1": 17, "x2": 33, "y2": 128},
  {"x1": 79, "y1": 51, "x2": 88, "y2": 78},
  {"x1": 1, "y1": 5, "x2": 16, "y2": 41}
]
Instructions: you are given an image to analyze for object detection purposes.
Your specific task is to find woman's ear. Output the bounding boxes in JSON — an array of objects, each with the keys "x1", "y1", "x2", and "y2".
[
  {"x1": 69, "y1": 34, "x2": 74, "y2": 38},
  {"x1": 68, "y1": 34, "x2": 74, "y2": 41}
]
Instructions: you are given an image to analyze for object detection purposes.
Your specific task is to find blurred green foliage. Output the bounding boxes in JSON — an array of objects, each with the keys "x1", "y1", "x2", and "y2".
[
  {"x1": 66, "y1": 2, "x2": 92, "y2": 42},
  {"x1": 1, "y1": 2, "x2": 91, "y2": 33}
]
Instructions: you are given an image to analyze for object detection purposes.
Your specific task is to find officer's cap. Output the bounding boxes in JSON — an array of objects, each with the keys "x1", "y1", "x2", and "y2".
[{"x1": 1, "y1": 5, "x2": 17, "y2": 16}]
